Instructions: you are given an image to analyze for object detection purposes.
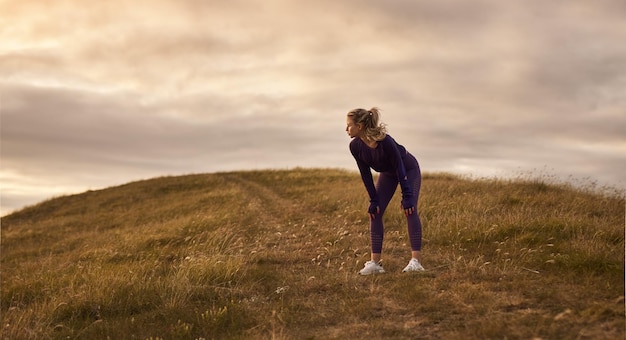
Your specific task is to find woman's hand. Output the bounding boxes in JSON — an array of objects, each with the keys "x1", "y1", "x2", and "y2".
[
  {"x1": 401, "y1": 197, "x2": 415, "y2": 217},
  {"x1": 368, "y1": 201, "x2": 380, "y2": 220}
]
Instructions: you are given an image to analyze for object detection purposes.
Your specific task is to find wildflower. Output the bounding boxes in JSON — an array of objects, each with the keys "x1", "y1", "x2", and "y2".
[{"x1": 275, "y1": 286, "x2": 289, "y2": 294}]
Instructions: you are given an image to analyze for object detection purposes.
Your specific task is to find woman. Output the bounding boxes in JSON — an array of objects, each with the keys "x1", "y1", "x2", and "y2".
[{"x1": 346, "y1": 107, "x2": 425, "y2": 275}]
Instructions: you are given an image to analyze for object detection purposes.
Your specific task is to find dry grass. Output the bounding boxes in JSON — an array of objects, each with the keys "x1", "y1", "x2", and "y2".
[{"x1": 1, "y1": 168, "x2": 624, "y2": 339}]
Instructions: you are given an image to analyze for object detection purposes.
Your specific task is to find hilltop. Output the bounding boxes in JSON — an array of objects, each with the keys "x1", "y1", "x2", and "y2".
[{"x1": 1, "y1": 168, "x2": 624, "y2": 339}]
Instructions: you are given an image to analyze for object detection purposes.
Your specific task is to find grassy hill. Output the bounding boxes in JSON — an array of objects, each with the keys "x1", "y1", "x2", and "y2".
[{"x1": 1, "y1": 168, "x2": 624, "y2": 339}]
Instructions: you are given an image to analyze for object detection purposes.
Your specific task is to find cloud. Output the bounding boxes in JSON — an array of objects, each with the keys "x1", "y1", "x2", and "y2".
[
  {"x1": 0, "y1": 81, "x2": 350, "y2": 214},
  {"x1": 2, "y1": 0, "x2": 625, "y2": 215}
]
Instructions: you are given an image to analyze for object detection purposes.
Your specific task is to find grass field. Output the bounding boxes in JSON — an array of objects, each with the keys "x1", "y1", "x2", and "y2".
[{"x1": 1, "y1": 168, "x2": 624, "y2": 339}]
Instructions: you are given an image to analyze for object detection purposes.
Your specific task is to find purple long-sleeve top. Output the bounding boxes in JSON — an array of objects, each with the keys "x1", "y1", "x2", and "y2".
[{"x1": 349, "y1": 134, "x2": 417, "y2": 203}]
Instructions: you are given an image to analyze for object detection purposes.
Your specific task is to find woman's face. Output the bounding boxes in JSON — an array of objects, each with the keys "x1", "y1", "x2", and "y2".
[{"x1": 346, "y1": 116, "x2": 362, "y2": 139}]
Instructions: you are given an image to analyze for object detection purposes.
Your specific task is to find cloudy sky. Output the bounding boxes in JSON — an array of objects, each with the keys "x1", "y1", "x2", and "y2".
[{"x1": 2, "y1": 0, "x2": 625, "y2": 216}]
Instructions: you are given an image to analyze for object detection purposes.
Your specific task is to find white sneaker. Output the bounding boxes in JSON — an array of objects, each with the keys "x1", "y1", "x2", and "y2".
[
  {"x1": 402, "y1": 258, "x2": 425, "y2": 272},
  {"x1": 359, "y1": 260, "x2": 385, "y2": 275}
]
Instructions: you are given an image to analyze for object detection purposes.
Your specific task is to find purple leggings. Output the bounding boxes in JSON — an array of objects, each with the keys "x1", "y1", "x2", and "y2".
[{"x1": 370, "y1": 167, "x2": 422, "y2": 254}]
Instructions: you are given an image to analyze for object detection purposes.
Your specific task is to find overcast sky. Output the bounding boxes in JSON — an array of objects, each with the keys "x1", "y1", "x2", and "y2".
[{"x1": 2, "y1": 0, "x2": 625, "y2": 216}]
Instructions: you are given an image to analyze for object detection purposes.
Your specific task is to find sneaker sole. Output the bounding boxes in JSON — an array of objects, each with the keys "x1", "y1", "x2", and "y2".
[
  {"x1": 402, "y1": 268, "x2": 425, "y2": 273},
  {"x1": 359, "y1": 269, "x2": 386, "y2": 275}
]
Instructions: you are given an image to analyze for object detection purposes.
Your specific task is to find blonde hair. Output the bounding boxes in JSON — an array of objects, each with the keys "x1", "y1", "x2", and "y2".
[{"x1": 347, "y1": 107, "x2": 387, "y2": 142}]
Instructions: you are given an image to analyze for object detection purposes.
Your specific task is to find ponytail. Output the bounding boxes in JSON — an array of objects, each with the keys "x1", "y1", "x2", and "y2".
[{"x1": 347, "y1": 107, "x2": 387, "y2": 141}]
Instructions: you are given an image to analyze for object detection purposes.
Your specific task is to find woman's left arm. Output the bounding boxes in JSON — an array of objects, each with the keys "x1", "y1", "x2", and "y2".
[{"x1": 383, "y1": 137, "x2": 415, "y2": 216}]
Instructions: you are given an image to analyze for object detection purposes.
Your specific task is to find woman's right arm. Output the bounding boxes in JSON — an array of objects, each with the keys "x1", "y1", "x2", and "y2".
[{"x1": 350, "y1": 142, "x2": 379, "y2": 218}]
